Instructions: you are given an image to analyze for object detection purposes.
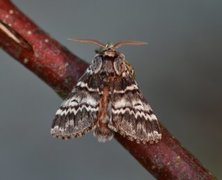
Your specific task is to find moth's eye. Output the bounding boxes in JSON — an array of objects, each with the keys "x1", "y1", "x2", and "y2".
[
  {"x1": 95, "y1": 48, "x2": 102, "y2": 54},
  {"x1": 90, "y1": 56, "x2": 103, "y2": 73},
  {"x1": 113, "y1": 56, "x2": 126, "y2": 75}
]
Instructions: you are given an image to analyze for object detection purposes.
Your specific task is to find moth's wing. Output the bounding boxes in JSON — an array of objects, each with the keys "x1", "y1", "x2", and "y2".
[
  {"x1": 108, "y1": 76, "x2": 162, "y2": 144},
  {"x1": 51, "y1": 64, "x2": 103, "y2": 139}
]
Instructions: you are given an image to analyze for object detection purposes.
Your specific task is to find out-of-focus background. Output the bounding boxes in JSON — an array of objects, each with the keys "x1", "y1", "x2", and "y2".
[{"x1": 0, "y1": 1, "x2": 222, "y2": 179}]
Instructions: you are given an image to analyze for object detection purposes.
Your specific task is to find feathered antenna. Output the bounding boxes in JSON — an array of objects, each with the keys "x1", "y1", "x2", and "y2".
[
  {"x1": 69, "y1": 38, "x2": 147, "y2": 49},
  {"x1": 68, "y1": 38, "x2": 106, "y2": 48},
  {"x1": 113, "y1": 40, "x2": 147, "y2": 49}
]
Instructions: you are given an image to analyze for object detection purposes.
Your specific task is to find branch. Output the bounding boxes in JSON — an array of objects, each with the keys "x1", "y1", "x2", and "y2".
[{"x1": 0, "y1": 1, "x2": 215, "y2": 179}]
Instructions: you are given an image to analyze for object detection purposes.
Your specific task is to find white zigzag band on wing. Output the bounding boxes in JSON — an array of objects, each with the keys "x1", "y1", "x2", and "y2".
[
  {"x1": 61, "y1": 94, "x2": 98, "y2": 107},
  {"x1": 113, "y1": 98, "x2": 151, "y2": 111},
  {"x1": 112, "y1": 108, "x2": 157, "y2": 121},
  {"x1": 56, "y1": 105, "x2": 99, "y2": 116},
  {"x1": 113, "y1": 83, "x2": 139, "y2": 93},
  {"x1": 76, "y1": 81, "x2": 101, "y2": 93}
]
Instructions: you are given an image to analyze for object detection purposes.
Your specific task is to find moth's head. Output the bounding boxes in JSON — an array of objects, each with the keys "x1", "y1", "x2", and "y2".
[
  {"x1": 69, "y1": 39, "x2": 147, "y2": 58},
  {"x1": 95, "y1": 43, "x2": 117, "y2": 57}
]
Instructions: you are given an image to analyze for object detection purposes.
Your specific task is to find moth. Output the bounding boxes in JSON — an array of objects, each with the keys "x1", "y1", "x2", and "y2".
[{"x1": 51, "y1": 39, "x2": 162, "y2": 144}]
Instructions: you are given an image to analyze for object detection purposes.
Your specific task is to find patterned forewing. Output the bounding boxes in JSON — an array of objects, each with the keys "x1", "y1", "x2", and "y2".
[
  {"x1": 108, "y1": 76, "x2": 162, "y2": 143},
  {"x1": 51, "y1": 69, "x2": 102, "y2": 139}
]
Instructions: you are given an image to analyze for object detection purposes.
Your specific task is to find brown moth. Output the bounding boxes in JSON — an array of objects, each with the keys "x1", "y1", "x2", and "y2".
[{"x1": 51, "y1": 39, "x2": 162, "y2": 144}]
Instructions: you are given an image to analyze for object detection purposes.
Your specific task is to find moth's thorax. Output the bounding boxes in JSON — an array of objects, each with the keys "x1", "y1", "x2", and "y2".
[
  {"x1": 100, "y1": 56, "x2": 116, "y2": 74},
  {"x1": 92, "y1": 52, "x2": 132, "y2": 78}
]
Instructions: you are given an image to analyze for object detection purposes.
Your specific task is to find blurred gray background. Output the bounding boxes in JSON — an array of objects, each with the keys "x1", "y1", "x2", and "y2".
[{"x1": 0, "y1": 0, "x2": 222, "y2": 179}]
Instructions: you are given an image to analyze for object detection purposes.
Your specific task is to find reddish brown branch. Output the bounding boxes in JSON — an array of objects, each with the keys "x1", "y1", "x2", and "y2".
[
  {"x1": 0, "y1": 0, "x2": 88, "y2": 97},
  {"x1": 0, "y1": 1, "x2": 215, "y2": 179}
]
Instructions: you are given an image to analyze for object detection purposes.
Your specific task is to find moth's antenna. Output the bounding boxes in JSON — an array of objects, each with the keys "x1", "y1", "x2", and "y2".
[
  {"x1": 114, "y1": 40, "x2": 147, "y2": 49},
  {"x1": 68, "y1": 38, "x2": 106, "y2": 48}
]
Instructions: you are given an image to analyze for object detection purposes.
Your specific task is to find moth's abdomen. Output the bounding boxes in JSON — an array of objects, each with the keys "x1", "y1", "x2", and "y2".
[{"x1": 93, "y1": 87, "x2": 114, "y2": 142}]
